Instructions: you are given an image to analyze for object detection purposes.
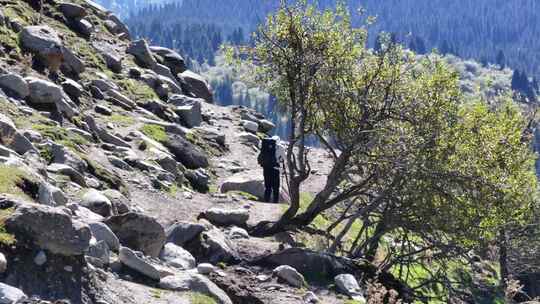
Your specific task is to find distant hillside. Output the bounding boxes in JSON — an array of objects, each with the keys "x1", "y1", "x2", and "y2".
[{"x1": 122, "y1": 0, "x2": 540, "y2": 80}]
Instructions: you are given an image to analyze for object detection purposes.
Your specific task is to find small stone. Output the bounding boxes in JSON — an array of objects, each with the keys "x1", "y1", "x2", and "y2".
[
  {"x1": 34, "y1": 250, "x2": 47, "y2": 266},
  {"x1": 273, "y1": 265, "x2": 306, "y2": 288},
  {"x1": 197, "y1": 263, "x2": 216, "y2": 275},
  {"x1": 0, "y1": 253, "x2": 6, "y2": 273}
]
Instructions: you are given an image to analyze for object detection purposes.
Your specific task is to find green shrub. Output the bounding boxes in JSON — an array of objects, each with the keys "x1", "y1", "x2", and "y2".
[{"x1": 141, "y1": 124, "x2": 169, "y2": 143}]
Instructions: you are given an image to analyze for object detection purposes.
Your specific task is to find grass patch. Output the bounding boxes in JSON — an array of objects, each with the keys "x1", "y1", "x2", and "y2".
[
  {"x1": 167, "y1": 183, "x2": 178, "y2": 196},
  {"x1": 189, "y1": 293, "x2": 217, "y2": 304},
  {"x1": 0, "y1": 208, "x2": 16, "y2": 246},
  {"x1": 32, "y1": 123, "x2": 89, "y2": 151},
  {"x1": 116, "y1": 78, "x2": 159, "y2": 102},
  {"x1": 109, "y1": 114, "x2": 135, "y2": 126},
  {"x1": 82, "y1": 157, "x2": 129, "y2": 197},
  {"x1": 0, "y1": 165, "x2": 34, "y2": 200},
  {"x1": 344, "y1": 300, "x2": 365, "y2": 304},
  {"x1": 141, "y1": 124, "x2": 169, "y2": 143},
  {"x1": 150, "y1": 288, "x2": 163, "y2": 299}
]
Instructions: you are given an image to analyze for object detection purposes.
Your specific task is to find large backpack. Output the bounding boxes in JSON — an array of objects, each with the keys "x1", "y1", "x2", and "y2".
[{"x1": 258, "y1": 138, "x2": 277, "y2": 168}]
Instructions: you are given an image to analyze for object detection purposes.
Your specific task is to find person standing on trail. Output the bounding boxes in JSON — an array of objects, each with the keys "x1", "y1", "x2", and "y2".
[{"x1": 258, "y1": 136, "x2": 285, "y2": 203}]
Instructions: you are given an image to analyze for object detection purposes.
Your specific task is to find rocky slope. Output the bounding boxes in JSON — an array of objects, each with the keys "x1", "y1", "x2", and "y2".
[{"x1": 0, "y1": 1, "x2": 390, "y2": 304}]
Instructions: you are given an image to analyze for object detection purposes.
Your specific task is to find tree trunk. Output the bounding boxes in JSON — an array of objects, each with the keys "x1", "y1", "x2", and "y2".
[
  {"x1": 365, "y1": 219, "x2": 387, "y2": 263},
  {"x1": 499, "y1": 228, "x2": 509, "y2": 290}
]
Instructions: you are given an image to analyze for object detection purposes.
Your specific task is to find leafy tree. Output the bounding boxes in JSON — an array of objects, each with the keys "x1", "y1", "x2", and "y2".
[{"x1": 230, "y1": 3, "x2": 537, "y2": 293}]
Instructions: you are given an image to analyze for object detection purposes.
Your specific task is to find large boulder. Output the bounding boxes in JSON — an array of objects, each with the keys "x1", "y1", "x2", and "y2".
[
  {"x1": 119, "y1": 246, "x2": 160, "y2": 281},
  {"x1": 59, "y1": 2, "x2": 87, "y2": 19},
  {"x1": 220, "y1": 173, "x2": 287, "y2": 202},
  {"x1": 201, "y1": 208, "x2": 249, "y2": 227},
  {"x1": 164, "y1": 134, "x2": 209, "y2": 169},
  {"x1": 0, "y1": 283, "x2": 27, "y2": 303},
  {"x1": 127, "y1": 39, "x2": 157, "y2": 69},
  {"x1": 25, "y1": 77, "x2": 63, "y2": 104},
  {"x1": 5, "y1": 204, "x2": 91, "y2": 256},
  {"x1": 160, "y1": 272, "x2": 232, "y2": 304},
  {"x1": 335, "y1": 274, "x2": 365, "y2": 301},
  {"x1": 47, "y1": 163, "x2": 86, "y2": 187},
  {"x1": 89, "y1": 222, "x2": 120, "y2": 251},
  {"x1": 166, "y1": 221, "x2": 205, "y2": 247},
  {"x1": 185, "y1": 228, "x2": 238, "y2": 264},
  {"x1": 80, "y1": 189, "x2": 114, "y2": 217},
  {"x1": 159, "y1": 242, "x2": 196, "y2": 270},
  {"x1": 150, "y1": 46, "x2": 186, "y2": 74},
  {"x1": 169, "y1": 95, "x2": 202, "y2": 128},
  {"x1": 103, "y1": 212, "x2": 166, "y2": 257},
  {"x1": 0, "y1": 73, "x2": 29, "y2": 99},
  {"x1": 0, "y1": 113, "x2": 36, "y2": 155},
  {"x1": 19, "y1": 25, "x2": 62, "y2": 56},
  {"x1": 273, "y1": 265, "x2": 306, "y2": 288},
  {"x1": 179, "y1": 70, "x2": 213, "y2": 103}
]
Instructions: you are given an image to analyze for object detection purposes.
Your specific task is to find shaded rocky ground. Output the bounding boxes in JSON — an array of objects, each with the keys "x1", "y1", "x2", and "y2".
[{"x1": 0, "y1": 1, "x2": 374, "y2": 304}]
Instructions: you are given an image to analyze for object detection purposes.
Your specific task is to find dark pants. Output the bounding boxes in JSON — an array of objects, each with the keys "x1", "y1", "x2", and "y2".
[{"x1": 263, "y1": 167, "x2": 280, "y2": 203}]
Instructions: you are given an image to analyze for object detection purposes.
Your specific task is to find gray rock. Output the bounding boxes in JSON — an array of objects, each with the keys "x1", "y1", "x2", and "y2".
[
  {"x1": 243, "y1": 120, "x2": 259, "y2": 133},
  {"x1": 0, "y1": 73, "x2": 29, "y2": 98},
  {"x1": 159, "y1": 272, "x2": 232, "y2": 304},
  {"x1": 102, "y1": 52, "x2": 123, "y2": 73},
  {"x1": 229, "y1": 226, "x2": 249, "y2": 239},
  {"x1": 84, "y1": 115, "x2": 131, "y2": 148},
  {"x1": 38, "y1": 182, "x2": 67, "y2": 206},
  {"x1": 89, "y1": 222, "x2": 120, "y2": 251},
  {"x1": 202, "y1": 208, "x2": 249, "y2": 227},
  {"x1": 303, "y1": 291, "x2": 320, "y2": 303},
  {"x1": 335, "y1": 274, "x2": 364, "y2": 300},
  {"x1": 51, "y1": 142, "x2": 86, "y2": 173},
  {"x1": 219, "y1": 174, "x2": 265, "y2": 200},
  {"x1": 188, "y1": 228, "x2": 238, "y2": 264},
  {"x1": 159, "y1": 242, "x2": 196, "y2": 270},
  {"x1": 259, "y1": 119, "x2": 276, "y2": 133},
  {"x1": 150, "y1": 46, "x2": 186, "y2": 74},
  {"x1": 197, "y1": 263, "x2": 216, "y2": 275},
  {"x1": 237, "y1": 132, "x2": 261, "y2": 146},
  {"x1": 19, "y1": 25, "x2": 62, "y2": 56},
  {"x1": 164, "y1": 134, "x2": 209, "y2": 169},
  {"x1": 59, "y1": 2, "x2": 87, "y2": 19},
  {"x1": 119, "y1": 246, "x2": 160, "y2": 281},
  {"x1": 185, "y1": 168, "x2": 209, "y2": 192},
  {"x1": 81, "y1": 189, "x2": 113, "y2": 217},
  {"x1": 0, "y1": 113, "x2": 36, "y2": 155},
  {"x1": 91, "y1": 79, "x2": 118, "y2": 92},
  {"x1": 0, "y1": 283, "x2": 27, "y2": 303},
  {"x1": 74, "y1": 18, "x2": 94, "y2": 36},
  {"x1": 67, "y1": 204, "x2": 104, "y2": 223},
  {"x1": 127, "y1": 39, "x2": 157, "y2": 69},
  {"x1": 174, "y1": 100, "x2": 202, "y2": 128},
  {"x1": 95, "y1": 104, "x2": 112, "y2": 116},
  {"x1": 0, "y1": 253, "x2": 6, "y2": 273},
  {"x1": 273, "y1": 265, "x2": 305, "y2": 288},
  {"x1": 104, "y1": 212, "x2": 165, "y2": 257},
  {"x1": 166, "y1": 221, "x2": 205, "y2": 247},
  {"x1": 179, "y1": 70, "x2": 213, "y2": 103},
  {"x1": 108, "y1": 156, "x2": 132, "y2": 171},
  {"x1": 87, "y1": 239, "x2": 110, "y2": 266},
  {"x1": 61, "y1": 78, "x2": 83, "y2": 99},
  {"x1": 106, "y1": 14, "x2": 130, "y2": 39},
  {"x1": 25, "y1": 77, "x2": 63, "y2": 104},
  {"x1": 5, "y1": 204, "x2": 91, "y2": 256},
  {"x1": 34, "y1": 250, "x2": 47, "y2": 266},
  {"x1": 22, "y1": 130, "x2": 42, "y2": 143},
  {"x1": 102, "y1": 189, "x2": 131, "y2": 214},
  {"x1": 107, "y1": 89, "x2": 136, "y2": 109},
  {"x1": 47, "y1": 163, "x2": 86, "y2": 187},
  {"x1": 62, "y1": 47, "x2": 85, "y2": 75}
]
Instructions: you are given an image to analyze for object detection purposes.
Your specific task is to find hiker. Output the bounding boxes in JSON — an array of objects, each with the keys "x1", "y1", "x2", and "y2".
[{"x1": 258, "y1": 136, "x2": 285, "y2": 203}]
